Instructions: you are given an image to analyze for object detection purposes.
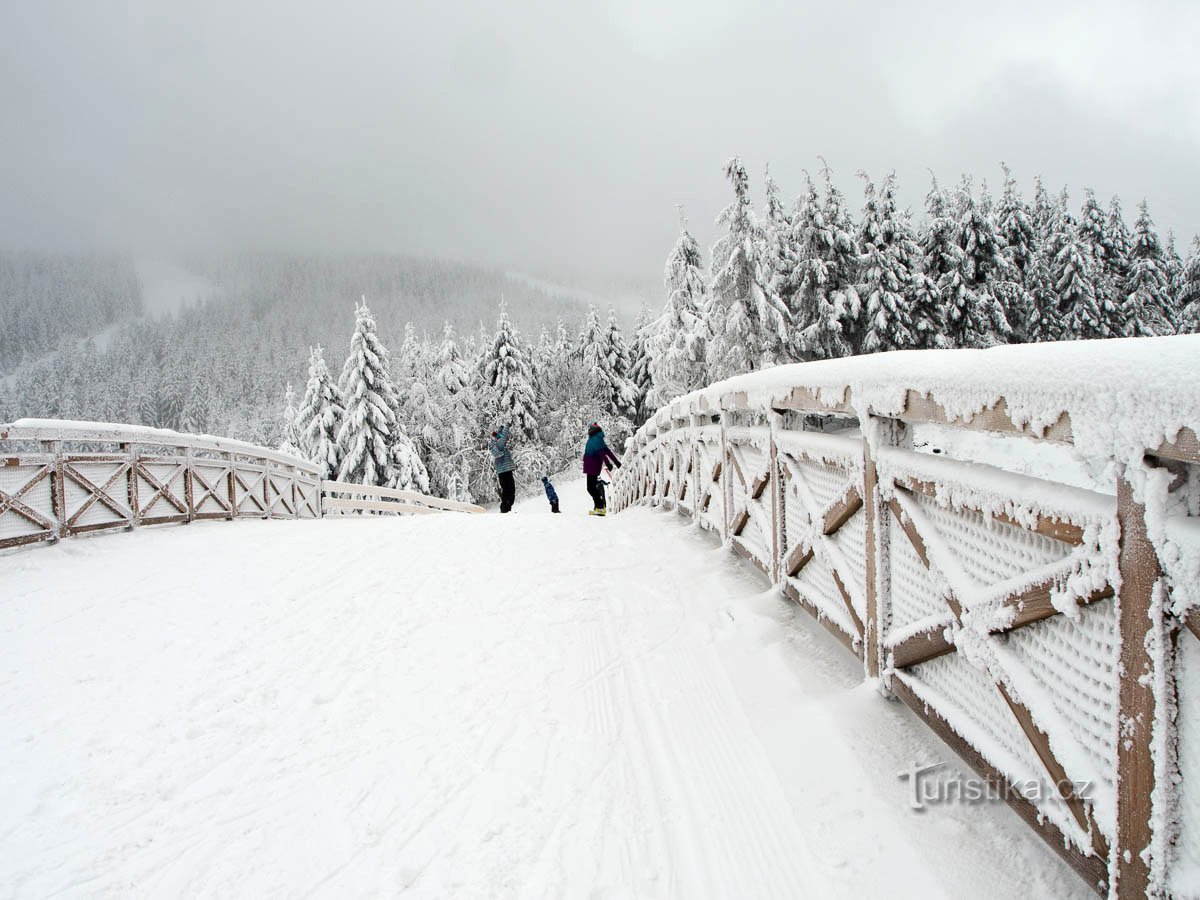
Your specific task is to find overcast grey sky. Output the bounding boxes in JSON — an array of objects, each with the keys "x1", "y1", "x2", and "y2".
[{"x1": 1, "y1": 0, "x2": 1196, "y2": 294}]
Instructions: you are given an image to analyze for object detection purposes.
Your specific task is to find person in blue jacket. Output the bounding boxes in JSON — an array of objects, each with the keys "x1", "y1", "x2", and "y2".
[
  {"x1": 541, "y1": 475, "x2": 560, "y2": 513},
  {"x1": 488, "y1": 425, "x2": 516, "y2": 513},
  {"x1": 582, "y1": 423, "x2": 620, "y2": 516}
]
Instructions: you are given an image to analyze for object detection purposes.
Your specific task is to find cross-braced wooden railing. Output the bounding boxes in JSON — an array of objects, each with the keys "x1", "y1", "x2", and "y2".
[
  {"x1": 0, "y1": 420, "x2": 324, "y2": 549},
  {"x1": 613, "y1": 337, "x2": 1200, "y2": 899}
]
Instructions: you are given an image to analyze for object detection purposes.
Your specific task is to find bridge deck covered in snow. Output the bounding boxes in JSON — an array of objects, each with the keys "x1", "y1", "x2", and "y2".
[
  {"x1": 1, "y1": 497, "x2": 1092, "y2": 898},
  {"x1": 3, "y1": 334, "x2": 1200, "y2": 898}
]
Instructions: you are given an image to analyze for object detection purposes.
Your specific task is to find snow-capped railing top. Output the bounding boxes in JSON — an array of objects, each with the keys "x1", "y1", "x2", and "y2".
[
  {"x1": 633, "y1": 335, "x2": 1200, "y2": 467},
  {"x1": 0, "y1": 418, "x2": 322, "y2": 476}
]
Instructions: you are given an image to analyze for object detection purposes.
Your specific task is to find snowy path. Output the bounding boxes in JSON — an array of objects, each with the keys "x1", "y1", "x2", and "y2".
[{"x1": 1, "y1": 493, "x2": 1090, "y2": 898}]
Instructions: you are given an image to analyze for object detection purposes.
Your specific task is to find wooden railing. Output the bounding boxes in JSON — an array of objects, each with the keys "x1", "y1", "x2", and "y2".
[
  {"x1": 321, "y1": 480, "x2": 485, "y2": 515},
  {"x1": 612, "y1": 336, "x2": 1200, "y2": 899},
  {"x1": 0, "y1": 419, "x2": 483, "y2": 551}
]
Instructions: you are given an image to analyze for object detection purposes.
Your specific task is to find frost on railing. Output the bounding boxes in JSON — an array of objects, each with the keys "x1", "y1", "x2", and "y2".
[
  {"x1": 0, "y1": 419, "x2": 323, "y2": 550},
  {"x1": 612, "y1": 335, "x2": 1200, "y2": 899}
]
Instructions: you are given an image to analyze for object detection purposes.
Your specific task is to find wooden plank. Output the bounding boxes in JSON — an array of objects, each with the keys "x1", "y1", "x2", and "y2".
[
  {"x1": 903, "y1": 477, "x2": 1085, "y2": 546},
  {"x1": 897, "y1": 392, "x2": 1073, "y2": 443},
  {"x1": 750, "y1": 470, "x2": 770, "y2": 500},
  {"x1": 731, "y1": 536, "x2": 771, "y2": 578},
  {"x1": 887, "y1": 497, "x2": 931, "y2": 567},
  {"x1": 1151, "y1": 425, "x2": 1200, "y2": 464},
  {"x1": 0, "y1": 531, "x2": 55, "y2": 550},
  {"x1": 1186, "y1": 608, "x2": 1200, "y2": 643},
  {"x1": 323, "y1": 497, "x2": 443, "y2": 515},
  {"x1": 891, "y1": 677, "x2": 1108, "y2": 892},
  {"x1": 781, "y1": 582, "x2": 862, "y2": 659},
  {"x1": 994, "y1": 580, "x2": 1114, "y2": 633},
  {"x1": 783, "y1": 542, "x2": 814, "y2": 578},
  {"x1": 730, "y1": 509, "x2": 750, "y2": 537},
  {"x1": 822, "y1": 483, "x2": 863, "y2": 536},
  {"x1": 1112, "y1": 475, "x2": 1161, "y2": 898},
  {"x1": 996, "y1": 682, "x2": 1102, "y2": 850},
  {"x1": 890, "y1": 624, "x2": 955, "y2": 668},
  {"x1": 830, "y1": 567, "x2": 865, "y2": 638},
  {"x1": 711, "y1": 460, "x2": 722, "y2": 483},
  {"x1": 773, "y1": 385, "x2": 855, "y2": 416}
]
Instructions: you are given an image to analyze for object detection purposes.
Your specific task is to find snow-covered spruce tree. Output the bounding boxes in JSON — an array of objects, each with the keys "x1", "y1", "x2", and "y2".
[
  {"x1": 396, "y1": 347, "x2": 443, "y2": 492},
  {"x1": 1104, "y1": 196, "x2": 1133, "y2": 283},
  {"x1": 945, "y1": 177, "x2": 1011, "y2": 348},
  {"x1": 1055, "y1": 228, "x2": 1105, "y2": 339},
  {"x1": 763, "y1": 166, "x2": 800, "y2": 341},
  {"x1": 1076, "y1": 189, "x2": 1124, "y2": 336},
  {"x1": 335, "y1": 300, "x2": 403, "y2": 486},
  {"x1": 1121, "y1": 201, "x2": 1175, "y2": 337},
  {"x1": 791, "y1": 170, "x2": 859, "y2": 359},
  {"x1": 649, "y1": 215, "x2": 710, "y2": 407},
  {"x1": 1178, "y1": 237, "x2": 1200, "y2": 333},
  {"x1": 296, "y1": 345, "x2": 344, "y2": 479},
  {"x1": 579, "y1": 305, "x2": 636, "y2": 418},
  {"x1": 856, "y1": 172, "x2": 915, "y2": 354},
  {"x1": 706, "y1": 157, "x2": 789, "y2": 378},
  {"x1": 431, "y1": 322, "x2": 478, "y2": 500},
  {"x1": 481, "y1": 301, "x2": 539, "y2": 440},
  {"x1": 278, "y1": 383, "x2": 303, "y2": 456},
  {"x1": 625, "y1": 306, "x2": 654, "y2": 425},
  {"x1": 994, "y1": 165, "x2": 1042, "y2": 343}
]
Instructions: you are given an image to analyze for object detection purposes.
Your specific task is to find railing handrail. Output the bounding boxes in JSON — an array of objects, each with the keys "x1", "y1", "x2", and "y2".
[
  {"x1": 321, "y1": 479, "x2": 485, "y2": 514},
  {"x1": 630, "y1": 335, "x2": 1200, "y2": 465},
  {"x1": 0, "y1": 418, "x2": 322, "y2": 475}
]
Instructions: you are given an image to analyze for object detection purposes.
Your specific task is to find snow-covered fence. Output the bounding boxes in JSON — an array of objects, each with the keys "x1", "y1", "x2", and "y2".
[
  {"x1": 320, "y1": 480, "x2": 485, "y2": 515},
  {"x1": 0, "y1": 419, "x2": 323, "y2": 549},
  {"x1": 612, "y1": 336, "x2": 1200, "y2": 899}
]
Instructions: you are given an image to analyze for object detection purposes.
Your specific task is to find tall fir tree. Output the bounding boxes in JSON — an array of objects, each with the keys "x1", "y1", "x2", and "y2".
[
  {"x1": 1076, "y1": 189, "x2": 1124, "y2": 335},
  {"x1": 792, "y1": 171, "x2": 859, "y2": 359},
  {"x1": 856, "y1": 172, "x2": 915, "y2": 354},
  {"x1": 580, "y1": 305, "x2": 636, "y2": 418},
  {"x1": 1178, "y1": 236, "x2": 1200, "y2": 333},
  {"x1": 1122, "y1": 201, "x2": 1175, "y2": 337},
  {"x1": 625, "y1": 306, "x2": 654, "y2": 424},
  {"x1": 336, "y1": 300, "x2": 401, "y2": 486},
  {"x1": 650, "y1": 216, "x2": 710, "y2": 407},
  {"x1": 482, "y1": 301, "x2": 539, "y2": 440},
  {"x1": 994, "y1": 164, "x2": 1042, "y2": 342},
  {"x1": 1053, "y1": 224, "x2": 1105, "y2": 339},
  {"x1": 296, "y1": 345, "x2": 344, "y2": 479},
  {"x1": 945, "y1": 177, "x2": 1011, "y2": 347},
  {"x1": 706, "y1": 157, "x2": 789, "y2": 378},
  {"x1": 279, "y1": 383, "x2": 303, "y2": 456}
]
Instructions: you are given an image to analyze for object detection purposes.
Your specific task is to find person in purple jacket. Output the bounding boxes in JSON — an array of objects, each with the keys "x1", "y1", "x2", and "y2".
[{"x1": 582, "y1": 423, "x2": 621, "y2": 516}]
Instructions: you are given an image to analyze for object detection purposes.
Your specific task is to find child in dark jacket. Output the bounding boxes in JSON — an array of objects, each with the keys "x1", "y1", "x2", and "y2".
[{"x1": 541, "y1": 476, "x2": 560, "y2": 513}]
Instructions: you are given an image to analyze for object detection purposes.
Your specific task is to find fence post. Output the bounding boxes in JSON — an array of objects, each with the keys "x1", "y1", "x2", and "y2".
[
  {"x1": 44, "y1": 440, "x2": 64, "y2": 541},
  {"x1": 122, "y1": 442, "x2": 140, "y2": 529},
  {"x1": 1112, "y1": 471, "x2": 1167, "y2": 897},
  {"x1": 863, "y1": 417, "x2": 906, "y2": 681},
  {"x1": 769, "y1": 416, "x2": 781, "y2": 584},
  {"x1": 720, "y1": 414, "x2": 730, "y2": 542},
  {"x1": 226, "y1": 452, "x2": 237, "y2": 520},
  {"x1": 183, "y1": 446, "x2": 195, "y2": 523}
]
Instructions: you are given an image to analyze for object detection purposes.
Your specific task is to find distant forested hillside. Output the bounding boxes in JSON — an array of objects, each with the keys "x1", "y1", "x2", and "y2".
[
  {"x1": 0, "y1": 252, "x2": 601, "y2": 444},
  {"x1": 0, "y1": 252, "x2": 141, "y2": 372}
]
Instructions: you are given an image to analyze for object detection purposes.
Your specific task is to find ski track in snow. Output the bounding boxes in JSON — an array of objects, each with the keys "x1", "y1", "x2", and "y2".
[{"x1": 0, "y1": 486, "x2": 1092, "y2": 899}]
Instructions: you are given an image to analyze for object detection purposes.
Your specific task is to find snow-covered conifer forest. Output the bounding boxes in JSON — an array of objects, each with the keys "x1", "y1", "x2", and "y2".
[{"x1": 3, "y1": 161, "x2": 1197, "y2": 503}]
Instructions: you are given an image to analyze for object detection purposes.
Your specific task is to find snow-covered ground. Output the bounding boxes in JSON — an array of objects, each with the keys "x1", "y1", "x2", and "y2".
[{"x1": 2, "y1": 488, "x2": 1090, "y2": 898}]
